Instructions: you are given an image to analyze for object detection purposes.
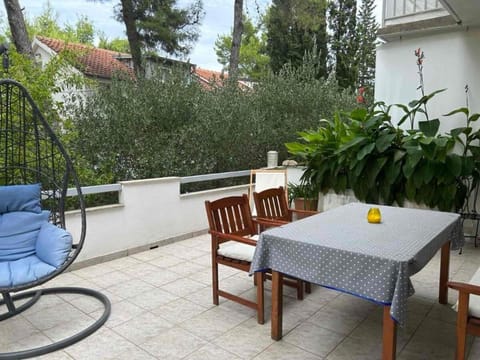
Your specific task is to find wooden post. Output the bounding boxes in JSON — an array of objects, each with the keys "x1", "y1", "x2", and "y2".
[
  {"x1": 439, "y1": 241, "x2": 451, "y2": 304},
  {"x1": 382, "y1": 306, "x2": 397, "y2": 360},
  {"x1": 271, "y1": 270, "x2": 283, "y2": 340}
]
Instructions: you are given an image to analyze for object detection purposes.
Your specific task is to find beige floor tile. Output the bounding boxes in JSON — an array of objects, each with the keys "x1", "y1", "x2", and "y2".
[
  {"x1": 72, "y1": 263, "x2": 115, "y2": 280},
  {"x1": 213, "y1": 323, "x2": 274, "y2": 359},
  {"x1": 0, "y1": 315, "x2": 40, "y2": 345},
  {"x1": 127, "y1": 287, "x2": 179, "y2": 310},
  {"x1": 147, "y1": 254, "x2": 186, "y2": 268},
  {"x1": 140, "y1": 326, "x2": 207, "y2": 359},
  {"x1": 141, "y1": 268, "x2": 184, "y2": 287},
  {"x1": 160, "y1": 277, "x2": 207, "y2": 297},
  {"x1": 326, "y1": 335, "x2": 383, "y2": 360},
  {"x1": 119, "y1": 263, "x2": 161, "y2": 278},
  {"x1": 185, "y1": 342, "x2": 242, "y2": 360},
  {"x1": 105, "y1": 278, "x2": 156, "y2": 299},
  {"x1": 168, "y1": 260, "x2": 208, "y2": 276},
  {"x1": 254, "y1": 341, "x2": 323, "y2": 360},
  {"x1": 93, "y1": 299, "x2": 146, "y2": 328},
  {"x1": 24, "y1": 302, "x2": 89, "y2": 331},
  {"x1": 284, "y1": 322, "x2": 346, "y2": 358},
  {"x1": 152, "y1": 297, "x2": 207, "y2": 324},
  {"x1": 104, "y1": 255, "x2": 143, "y2": 270},
  {"x1": 180, "y1": 306, "x2": 252, "y2": 341},
  {"x1": 63, "y1": 327, "x2": 137, "y2": 359},
  {"x1": 111, "y1": 311, "x2": 174, "y2": 344}
]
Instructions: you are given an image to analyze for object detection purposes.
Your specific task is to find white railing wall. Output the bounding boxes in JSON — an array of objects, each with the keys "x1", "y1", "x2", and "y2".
[
  {"x1": 65, "y1": 167, "x2": 305, "y2": 267},
  {"x1": 66, "y1": 177, "x2": 248, "y2": 266}
]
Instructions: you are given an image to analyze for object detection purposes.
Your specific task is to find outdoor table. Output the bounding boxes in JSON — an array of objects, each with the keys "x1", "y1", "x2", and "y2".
[{"x1": 249, "y1": 202, "x2": 464, "y2": 360}]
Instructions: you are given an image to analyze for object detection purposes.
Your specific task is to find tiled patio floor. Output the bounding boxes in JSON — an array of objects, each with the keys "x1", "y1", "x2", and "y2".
[{"x1": 2, "y1": 234, "x2": 480, "y2": 359}]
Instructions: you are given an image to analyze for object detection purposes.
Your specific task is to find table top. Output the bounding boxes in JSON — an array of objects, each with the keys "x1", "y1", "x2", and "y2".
[{"x1": 250, "y1": 202, "x2": 464, "y2": 326}]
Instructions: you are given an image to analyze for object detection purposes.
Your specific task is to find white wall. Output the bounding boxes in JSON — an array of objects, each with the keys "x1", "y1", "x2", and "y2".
[
  {"x1": 375, "y1": 27, "x2": 480, "y2": 133},
  {"x1": 66, "y1": 177, "x2": 248, "y2": 263},
  {"x1": 65, "y1": 167, "x2": 307, "y2": 265}
]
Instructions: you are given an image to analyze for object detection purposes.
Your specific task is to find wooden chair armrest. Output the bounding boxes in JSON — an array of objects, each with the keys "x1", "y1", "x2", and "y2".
[
  {"x1": 254, "y1": 217, "x2": 289, "y2": 227},
  {"x1": 209, "y1": 230, "x2": 257, "y2": 246},
  {"x1": 447, "y1": 281, "x2": 480, "y2": 296}
]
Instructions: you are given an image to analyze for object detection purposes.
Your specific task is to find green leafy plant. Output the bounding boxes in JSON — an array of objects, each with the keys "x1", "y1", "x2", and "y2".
[{"x1": 286, "y1": 90, "x2": 480, "y2": 212}]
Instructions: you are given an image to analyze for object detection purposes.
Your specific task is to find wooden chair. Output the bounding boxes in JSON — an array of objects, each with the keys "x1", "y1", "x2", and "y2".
[
  {"x1": 254, "y1": 186, "x2": 318, "y2": 225},
  {"x1": 205, "y1": 194, "x2": 265, "y2": 324},
  {"x1": 448, "y1": 268, "x2": 480, "y2": 359},
  {"x1": 253, "y1": 186, "x2": 318, "y2": 297}
]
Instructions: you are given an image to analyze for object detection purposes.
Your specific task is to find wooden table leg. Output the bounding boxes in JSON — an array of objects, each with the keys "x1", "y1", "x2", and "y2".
[
  {"x1": 439, "y1": 241, "x2": 451, "y2": 304},
  {"x1": 271, "y1": 270, "x2": 283, "y2": 341},
  {"x1": 382, "y1": 306, "x2": 397, "y2": 360}
]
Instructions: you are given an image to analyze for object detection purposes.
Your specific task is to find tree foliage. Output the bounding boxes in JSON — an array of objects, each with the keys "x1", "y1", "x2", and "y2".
[
  {"x1": 109, "y1": 0, "x2": 203, "y2": 76},
  {"x1": 356, "y1": 0, "x2": 378, "y2": 91},
  {"x1": 215, "y1": 16, "x2": 269, "y2": 80},
  {"x1": 25, "y1": 2, "x2": 95, "y2": 45},
  {"x1": 70, "y1": 59, "x2": 356, "y2": 183},
  {"x1": 265, "y1": 0, "x2": 328, "y2": 78},
  {"x1": 328, "y1": 0, "x2": 358, "y2": 89}
]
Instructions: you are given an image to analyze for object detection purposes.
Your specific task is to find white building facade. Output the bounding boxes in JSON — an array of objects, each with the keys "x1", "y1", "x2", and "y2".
[{"x1": 375, "y1": 0, "x2": 480, "y2": 132}]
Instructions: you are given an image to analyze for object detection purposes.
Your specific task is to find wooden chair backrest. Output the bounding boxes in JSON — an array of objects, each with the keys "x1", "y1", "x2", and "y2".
[
  {"x1": 254, "y1": 186, "x2": 290, "y2": 222},
  {"x1": 205, "y1": 194, "x2": 255, "y2": 238}
]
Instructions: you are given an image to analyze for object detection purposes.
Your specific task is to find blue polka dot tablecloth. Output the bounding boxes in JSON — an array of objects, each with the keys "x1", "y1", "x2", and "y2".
[{"x1": 249, "y1": 202, "x2": 464, "y2": 327}]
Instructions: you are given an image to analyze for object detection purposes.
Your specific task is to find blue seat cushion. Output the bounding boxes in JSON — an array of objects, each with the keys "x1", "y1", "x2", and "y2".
[
  {"x1": 0, "y1": 255, "x2": 56, "y2": 287},
  {"x1": 0, "y1": 184, "x2": 42, "y2": 214},
  {"x1": 36, "y1": 223, "x2": 72, "y2": 268},
  {"x1": 0, "y1": 211, "x2": 50, "y2": 261}
]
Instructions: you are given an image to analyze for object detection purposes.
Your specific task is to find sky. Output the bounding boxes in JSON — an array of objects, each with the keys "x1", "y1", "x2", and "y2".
[{"x1": 5, "y1": 0, "x2": 382, "y2": 71}]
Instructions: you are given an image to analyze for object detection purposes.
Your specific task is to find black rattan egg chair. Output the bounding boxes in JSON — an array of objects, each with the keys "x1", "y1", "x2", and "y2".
[{"x1": 0, "y1": 79, "x2": 110, "y2": 359}]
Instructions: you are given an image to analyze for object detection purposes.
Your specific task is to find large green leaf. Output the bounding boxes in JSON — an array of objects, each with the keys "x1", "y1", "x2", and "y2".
[
  {"x1": 403, "y1": 150, "x2": 422, "y2": 178},
  {"x1": 446, "y1": 154, "x2": 462, "y2": 177},
  {"x1": 444, "y1": 107, "x2": 469, "y2": 117},
  {"x1": 349, "y1": 108, "x2": 368, "y2": 121},
  {"x1": 366, "y1": 157, "x2": 388, "y2": 188},
  {"x1": 375, "y1": 133, "x2": 396, "y2": 153},
  {"x1": 337, "y1": 136, "x2": 367, "y2": 154},
  {"x1": 384, "y1": 160, "x2": 402, "y2": 185},
  {"x1": 419, "y1": 119, "x2": 440, "y2": 137},
  {"x1": 357, "y1": 143, "x2": 375, "y2": 160}
]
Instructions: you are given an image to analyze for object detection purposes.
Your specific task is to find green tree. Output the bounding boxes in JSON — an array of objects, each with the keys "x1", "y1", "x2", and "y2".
[
  {"x1": 25, "y1": 2, "x2": 95, "y2": 45},
  {"x1": 328, "y1": 0, "x2": 358, "y2": 89},
  {"x1": 356, "y1": 0, "x2": 378, "y2": 93},
  {"x1": 98, "y1": 35, "x2": 130, "y2": 52},
  {"x1": 265, "y1": 0, "x2": 328, "y2": 78},
  {"x1": 99, "y1": 0, "x2": 204, "y2": 76},
  {"x1": 215, "y1": 16, "x2": 269, "y2": 80}
]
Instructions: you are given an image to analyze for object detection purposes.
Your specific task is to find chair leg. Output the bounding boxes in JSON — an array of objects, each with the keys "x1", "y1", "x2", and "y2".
[
  {"x1": 455, "y1": 292, "x2": 469, "y2": 360},
  {"x1": 305, "y1": 281, "x2": 312, "y2": 294},
  {"x1": 212, "y1": 259, "x2": 219, "y2": 306},
  {"x1": 255, "y1": 272, "x2": 264, "y2": 324}
]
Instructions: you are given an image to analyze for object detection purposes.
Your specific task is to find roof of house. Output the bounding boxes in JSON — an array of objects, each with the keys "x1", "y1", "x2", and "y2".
[
  {"x1": 36, "y1": 36, "x2": 134, "y2": 79},
  {"x1": 193, "y1": 67, "x2": 227, "y2": 89}
]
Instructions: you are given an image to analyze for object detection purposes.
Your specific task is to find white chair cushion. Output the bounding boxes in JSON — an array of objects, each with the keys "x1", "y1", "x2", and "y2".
[
  {"x1": 453, "y1": 266, "x2": 480, "y2": 318},
  {"x1": 218, "y1": 235, "x2": 258, "y2": 262}
]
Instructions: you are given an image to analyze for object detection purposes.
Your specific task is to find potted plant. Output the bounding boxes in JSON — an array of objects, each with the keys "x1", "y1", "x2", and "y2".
[{"x1": 288, "y1": 181, "x2": 319, "y2": 214}]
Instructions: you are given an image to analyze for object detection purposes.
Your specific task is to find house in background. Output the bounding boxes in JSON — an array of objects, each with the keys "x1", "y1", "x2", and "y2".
[{"x1": 375, "y1": 0, "x2": 480, "y2": 132}]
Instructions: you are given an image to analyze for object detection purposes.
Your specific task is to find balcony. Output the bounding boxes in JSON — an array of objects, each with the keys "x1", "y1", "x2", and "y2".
[
  {"x1": 2, "y1": 170, "x2": 480, "y2": 358},
  {"x1": 379, "y1": 0, "x2": 457, "y2": 41}
]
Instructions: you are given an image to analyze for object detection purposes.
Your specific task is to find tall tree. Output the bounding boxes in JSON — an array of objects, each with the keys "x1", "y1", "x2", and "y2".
[
  {"x1": 265, "y1": 0, "x2": 328, "y2": 78},
  {"x1": 356, "y1": 0, "x2": 378, "y2": 92},
  {"x1": 328, "y1": 0, "x2": 358, "y2": 89},
  {"x1": 229, "y1": 0, "x2": 243, "y2": 78},
  {"x1": 215, "y1": 16, "x2": 269, "y2": 80},
  {"x1": 26, "y1": 3, "x2": 96, "y2": 45},
  {"x1": 93, "y1": 0, "x2": 203, "y2": 76},
  {"x1": 3, "y1": 0, "x2": 33, "y2": 57}
]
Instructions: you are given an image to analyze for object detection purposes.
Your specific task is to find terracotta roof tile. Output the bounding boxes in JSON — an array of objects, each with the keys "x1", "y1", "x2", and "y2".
[{"x1": 36, "y1": 36, "x2": 134, "y2": 79}]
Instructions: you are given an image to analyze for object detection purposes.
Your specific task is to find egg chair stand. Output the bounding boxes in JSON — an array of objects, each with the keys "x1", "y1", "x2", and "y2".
[{"x1": 0, "y1": 79, "x2": 111, "y2": 359}]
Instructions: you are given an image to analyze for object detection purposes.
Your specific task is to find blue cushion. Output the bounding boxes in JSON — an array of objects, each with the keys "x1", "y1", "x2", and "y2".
[
  {"x1": 0, "y1": 184, "x2": 42, "y2": 214},
  {"x1": 0, "y1": 255, "x2": 56, "y2": 287},
  {"x1": 0, "y1": 211, "x2": 50, "y2": 261},
  {"x1": 36, "y1": 223, "x2": 72, "y2": 268}
]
